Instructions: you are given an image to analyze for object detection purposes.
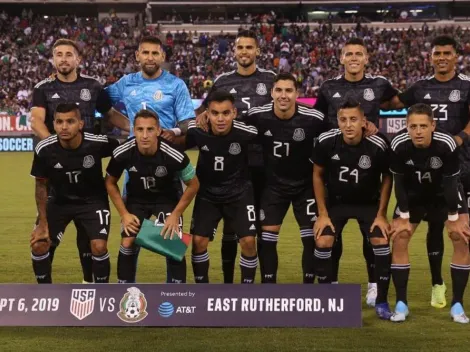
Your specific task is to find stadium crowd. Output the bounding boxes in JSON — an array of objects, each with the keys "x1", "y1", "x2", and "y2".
[{"x1": 2, "y1": 10, "x2": 470, "y2": 113}]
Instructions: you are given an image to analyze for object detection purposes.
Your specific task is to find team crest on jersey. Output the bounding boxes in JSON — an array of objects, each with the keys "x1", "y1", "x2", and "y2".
[
  {"x1": 80, "y1": 89, "x2": 91, "y2": 101},
  {"x1": 154, "y1": 90, "x2": 163, "y2": 101},
  {"x1": 449, "y1": 90, "x2": 461, "y2": 102},
  {"x1": 430, "y1": 157, "x2": 443, "y2": 169},
  {"x1": 293, "y1": 128, "x2": 305, "y2": 141},
  {"x1": 363, "y1": 88, "x2": 375, "y2": 101},
  {"x1": 256, "y1": 83, "x2": 267, "y2": 95},
  {"x1": 83, "y1": 155, "x2": 95, "y2": 168},
  {"x1": 229, "y1": 143, "x2": 241, "y2": 155},
  {"x1": 155, "y1": 166, "x2": 168, "y2": 177},
  {"x1": 117, "y1": 287, "x2": 148, "y2": 323},
  {"x1": 358, "y1": 155, "x2": 371, "y2": 169}
]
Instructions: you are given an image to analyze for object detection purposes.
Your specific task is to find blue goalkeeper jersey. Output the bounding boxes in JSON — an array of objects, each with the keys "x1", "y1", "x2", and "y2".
[{"x1": 106, "y1": 70, "x2": 195, "y2": 135}]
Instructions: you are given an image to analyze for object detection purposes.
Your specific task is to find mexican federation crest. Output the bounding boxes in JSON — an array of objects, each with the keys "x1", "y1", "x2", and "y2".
[
  {"x1": 80, "y1": 89, "x2": 91, "y2": 101},
  {"x1": 229, "y1": 142, "x2": 241, "y2": 155},
  {"x1": 117, "y1": 287, "x2": 148, "y2": 323},
  {"x1": 293, "y1": 128, "x2": 305, "y2": 141},
  {"x1": 449, "y1": 90, "x2": 461, "y2": 102},
  {"x1": 154, "y1": 90, "x2": 163, "y2": 101},
  {"x1": 430, "y1": 156, "x2": 443, "y2": 169},
  {"x1": 155, "y1": 166, "x2": 168, "y2": 177},
  {"x1": 363, "y1": 88, "x2": 375, "y2": 101},
  {"x1": 358, "y1": 155, "x2": 371, "y2": 169},
  {"x1": 256, "y1": 83, "x2": 267, "y2": 95},
  {"x1": 83, "y1": 155, "x2": 95, "y2": 168}
]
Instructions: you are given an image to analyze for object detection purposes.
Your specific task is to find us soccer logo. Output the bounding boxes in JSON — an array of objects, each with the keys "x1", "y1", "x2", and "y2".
[
  {"x1": 117, "y1": 287, "x2": 148, "y2": 323},
  {"x1": 80, "y1": 89, "x2": 91, "y2": 101},
  {"x1": 70, "y1": 289, "x2": 96, "y2": 320},
  {"x1": 363, "y1": 88, "x2": 375, "y2": 101}
]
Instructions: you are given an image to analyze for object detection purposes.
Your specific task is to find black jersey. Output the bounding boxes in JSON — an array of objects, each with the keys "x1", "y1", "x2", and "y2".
[
  {"x1": 30, "y1": 133, "x2": 118, "y2": 204},
  {"x1": 245, "y1": 103, "x2": 327, "y2": 195},
  {"x1": 106, "y1": 137, "x2": 191, "y2": 204},
  {"x1": 31, "y1": 73, "x2": 112, "y2": 133},
  {"x1": 390, "y1": 129, "x2": 459, "y2": 199},
  {"x1": 312, "y1": 129, "x2": 391, "y2": 205},
  {"x1": 186, "y1": 120, "x2": 257, "y2": 203},
  {"x1": 315, "y1": 74, "x2": 398, "y2": 127}
]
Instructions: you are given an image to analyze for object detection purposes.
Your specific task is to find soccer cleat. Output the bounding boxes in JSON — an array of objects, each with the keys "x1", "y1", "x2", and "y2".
[
  {"x1": 366, "y1": 282, "x2": 377, "y2": 307},
  {"x1": 375, "y1": 302, "x2": 393, "y2": 320},
  {"x1": 390, "y1": 301, "x2": 409, "y2": 322},
  {"x1": 450, "y1": 303, "x2": 469, "y2": 324},
  {"x1": 431, "y1": 283, "x2": 447, "y2": 308},
  {"x1": 82, "y1": 280, "x2": 93, "y2": 284}
]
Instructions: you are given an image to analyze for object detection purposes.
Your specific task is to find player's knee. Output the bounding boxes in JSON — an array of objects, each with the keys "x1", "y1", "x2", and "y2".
[
  {"x1": 31, "y1": 241, "x2": 50, "y2": 255},
  {"x1": 370, "y1": 237, "x2": 388, "y2": 247},
  {"x1": 449, "y1": 232, "x2": 469, "y2": 254},
  {"x1": 239, "y1": 236, "x2": 256, "y2": 252},
  {"x1": 393, "y1": 231, "x2": 412, "y2": 244},
  {"x1": 192, "y1": 235, "x2": 209, "y2": 253},
  {"x1": 121, "y1": 237, "x2": 135, "y2": 249},
  {"x1": 90, "y1": 240, "x2": 108, "y2": 256},
  {"x1": 316, "y1": 235, "x2": 334, "y2": 249}
]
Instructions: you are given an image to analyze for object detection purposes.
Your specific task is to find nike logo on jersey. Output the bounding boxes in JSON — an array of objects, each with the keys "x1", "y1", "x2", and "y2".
[
  {"x1": 264, "y1": 130, "x2": 273, "y2": 136},
  {"x1": 424, "y1": 94, "x2": 431, "y2": 99},
  {"x1": 54, "y1": 163, "x2": 63, "y2": 169},
  {"x1": 333, "y1": 92, "x2": 341, "y2": 98},
  {"x1": 406, "y1": 160, "x2": 414, "y2": 166},
  {"x1": 201, "y1": 145, "x2": 210, "y2": 151},
  {"x1": 331, "y1": 154, "x2": 340, "y2": 160},
  {"x1": 100, "y1": 228, "x2": 108, "y2": 235},
  {"x1": 52, "y1": 93, "x2": 60, "y2": 99},
  {"x1": 230, "y1": 88, "x2": 237, "y2": 94},
  {"x1": 129, "y1": 166, "x2": 138, "y2": 172}
]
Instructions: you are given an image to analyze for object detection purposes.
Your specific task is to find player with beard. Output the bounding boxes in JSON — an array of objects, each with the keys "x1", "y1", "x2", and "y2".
[
  {"x1": 196, "y1": 30, "x2": 276, "y2": 284},
  {"x1": 106, "y1": 36, "x2": 195, "y2": 283},
  {"x1": 30, "y1": 39, "x2": 130, "y2": 284},
  {"x1": 387, "y1": 36, "x2": 470, "y2": 309}
]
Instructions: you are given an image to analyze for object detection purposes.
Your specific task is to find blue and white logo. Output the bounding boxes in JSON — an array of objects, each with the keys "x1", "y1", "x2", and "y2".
[{"x1": 158, "y1": 302, "x2": 174, "y2": 318}]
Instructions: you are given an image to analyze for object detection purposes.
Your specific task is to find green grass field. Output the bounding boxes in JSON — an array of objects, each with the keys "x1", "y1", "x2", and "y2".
[{"x1": 0, "y1": 151, "x2": 468, "y2": 352}]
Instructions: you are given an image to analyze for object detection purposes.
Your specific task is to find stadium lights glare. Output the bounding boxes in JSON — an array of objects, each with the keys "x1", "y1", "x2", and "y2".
[
  {"x1": 345, "y1": 10, "x2": 358, "y2": 14},
  {"x1": 376, "y1": 10, "x2": 389, "y2": 13},
  {"x1": 44, "y1": 16, "x2": 49, "y2": 19},
  {"x1": 309, "y1": 11, "x2": 327, "y2": 14},
  {"x1": 410, "y1": 9, "x2": 423, "y2": 13}
]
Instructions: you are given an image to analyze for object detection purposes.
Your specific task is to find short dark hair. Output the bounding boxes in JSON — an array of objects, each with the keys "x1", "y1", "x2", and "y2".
[
  {"x1": 206, "y1": 90, "x2": 235, "y2": 106},
  {"x1": 338, "y1": 97, "x2": 364, "y2": 115},
  {"x1": 342, "y1": 37, "x2": 367, "y2": 53},
  {"x1": 431, "y1": 36, "x2": 458, "y2": 51},
  {"x1": 407, "y1": 103, "x2": 434, "y2": 121},
  {"x1": 54, "y1": 103, "x2": 81, "y2": 119},
  {"x1": 53, "y1": 39, "x2": 80, "y2": 55},
  {"x1": 134, "y1": 109, "x2": 160, "y2": 125},
  {"x1": 236, "y1": 30, "x2": 258, "y2": 46},
  {"x1": 274, "y1": 72, "x2": 298, "y2": 90},
  {"x1": 139, "y1": 36, "x2": 163, "y2": 48}
]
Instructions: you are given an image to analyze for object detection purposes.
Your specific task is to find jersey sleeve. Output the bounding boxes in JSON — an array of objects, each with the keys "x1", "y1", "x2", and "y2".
[
  {"x1": 185, "y1": 125, "x2": 198, "y2": 149},
  {"x1": 311, "y1": 137, "x2": 329, "y2": 166},
  {"x1": 106, "y1": 154, "x2": 126, "y2": 179},
  {"x1": 30, "y1": 150, "x2": 48, "y2": 179},
  {"x1": 174, "y1": 151, "x2": 195, "y2": 182},
  {"x1": 96, "y1": 87, "x2": 113, "y2": 114},
  {"x1": 397, "y1": 84, "x2": 416, "y2": 107},
  {"x1": 174, "y1": 80, "x2": 196, "y2": 122},
  {"x1": 443, "y1": 146, "x2": 460, "y2": 177},
  {"x1": 380, "y1": 79, "x2": 399, "y2": 102},
  {"x1": 105, "y1": 77, "x2": 125, "y2": 105},
  {"x1": 31, "y1": 86, "x2": 47, "y2": 109},
  {"x1": 101, "y1": 137, "x2": 120, "y2": 158},
  {"x1": 389, "y1": 146, "x2": 405, "y2": 175},
  {"x1": 313, "y1": 86, "x2": 329, "y2": 116},
  {"x1": 243, "y1": 110, "x2": 260, "y2": 128}
]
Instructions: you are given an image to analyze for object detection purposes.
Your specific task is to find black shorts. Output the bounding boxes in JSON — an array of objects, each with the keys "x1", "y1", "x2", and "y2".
[
  {"x1": 393, "y1": 189, "x2": 468, "y2": 224},
  {"x1": 191, "y1": 187, "x2": 257, "y2": 239},
  {"x1": 260, "y1": 186, "x2": 316, "y2": 228},
  {"x1": 47, "y1": 201, "x2": 110, "y2": 247},
  {"x1": 320, "y1": 204, "x2": 383, "y2": 239},
  {"x1": 123, "y1": 201, "x2": 181, "y2": 238}
]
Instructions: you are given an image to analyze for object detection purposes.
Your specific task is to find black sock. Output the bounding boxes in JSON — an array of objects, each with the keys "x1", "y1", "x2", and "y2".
[
  {"x1": 362, "y1": 234, "x2": 376, "y2": 283},
  {"x1": 168, "y1": 257, "x2": 187, "y2": 283},
  {"x1": 117, "y1": 245, "x2": 137, "y2": 283},
  {"x1": 257, "y1": 233, "x2": 265, "y2": 282},
  {"x1": 331, "y1": 235, "x2": 343, "y2": 282},
  {"x1": 314, "y1": 247, "x2": 333, "y2": 283},
  {"x1": 301, "y1": 229, "x2": 315, "y2": 283},
  {"x1": 31, "y1": 252, "x2": 52, "y2": 284},
  {"x1": 221, "y1": 233, "x2": 237, "y2": 284},
  {"x1": 373, "y1": 245, "x2": 392, "y2": 304},
  {"x1": 77, "y1": 233, "x2": 93, "y2": 283},
  {"x1": 192, "y1": 250, "x2": 209, "y2": 283},
  {"x1": 240, "y1": 254, "x2": 257, "y2": 283},
  {"x1": 49, "y1": 246, "x2": 57, "y2": 264},
  {"x1": 92, "y1": 252, "x2": 110, "y2": 283},
  {"x1": 391, "y1": 263, "x2": 410, "y2": 304},
  {"x1": 260, "y1": 231, "x2": 279, "y2": 283},
  {"x1": 427, "y1": 222, "x2": 444, "y2": 286},
  {"x1": 451, "y1": 263, "x2": 470, "y2": 306}
]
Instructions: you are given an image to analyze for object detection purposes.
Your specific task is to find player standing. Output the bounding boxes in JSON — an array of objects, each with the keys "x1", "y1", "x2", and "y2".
[
  {"x1": 312, "y1": 98, "x2": 393, "y2": 319},
  {"x1": 30, "y1": 103, "x2": 119, "y2": 283},
  {"x1": 105, "y1": 110, "x2": 199, "y2": 283},
  {"x1": 389, "y1": 103, "x2": 470, "y2": 323},
  {"x1": 30, "y1": 39, "x2": 129, "y2": 284},
  {"x1": 314, "y1": 37, "x2": 398, "y2": 305}
]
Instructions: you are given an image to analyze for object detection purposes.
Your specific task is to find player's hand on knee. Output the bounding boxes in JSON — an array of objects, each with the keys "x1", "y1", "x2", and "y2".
[
  {"x1": 445, "y1": 215, "x2": 470, "y2": 244},
  {"x1": 195, "y1": 111, "x2": 209, "y2": 132},
  {"x1": 161, "y1": 129, "x2": 176, "y2": 142},
  {"x1": 364, "y1": 121, "x2": 378, "y2": 137},
  {"x1": 314, "y1": 215, "x2": 335, "y2": 239},
  {"x1": 370, "y1": 215, "x2": 390, "y2": 239},
  {"x1": 389, "y1": 218, "x2": 412, "y2": 241},
  {"x1": 121, "y1": 213, "x2": 140, "y2": 236},
  {"x1": 161, "y1": 213, "x2": 181, "y2": 240},
  {"x1": 30, "y1": 225, "x2": 50, "y2": 246}
]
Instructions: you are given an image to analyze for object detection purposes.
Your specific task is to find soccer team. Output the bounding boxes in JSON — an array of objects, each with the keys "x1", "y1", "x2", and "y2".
[{"x1": 28, "y1": 30, "x2": 470, "y2": 323}]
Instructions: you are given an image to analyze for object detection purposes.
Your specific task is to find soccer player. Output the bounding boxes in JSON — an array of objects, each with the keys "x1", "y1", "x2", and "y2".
[
  {"x1": 244, "y1": 73, "x2": 327, "y2": 283},
  {"x1": 30, "y1": 103, "x2": 119, "y2": 284},
  {"x1": 196, "y1": 30, "x2": 276, "y2": 283},
  {"x1": 311, "y1": 98, "x2": 393, "y2": 319},
  {"x1": 106, "y1": 36, "x2": 196, "y2": 282},
  {"x1": 183, "y1": 91, "x2": 258, "y2": 283},
  {"x1": 389, "y1": 36, "x2": 470, "y2": 309},
  {"x1": 389, "y1": 103, "x2": 470, "y2": 323},
  {"x1": 30, "y1": 38, "x2": 130, "y2": 284},
  {"x1": 105, "y1": 110, "x2": 199, "y2": 284},
  {"x1": 314, "y1": 37, "x2": 398, "y2": 304}
]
